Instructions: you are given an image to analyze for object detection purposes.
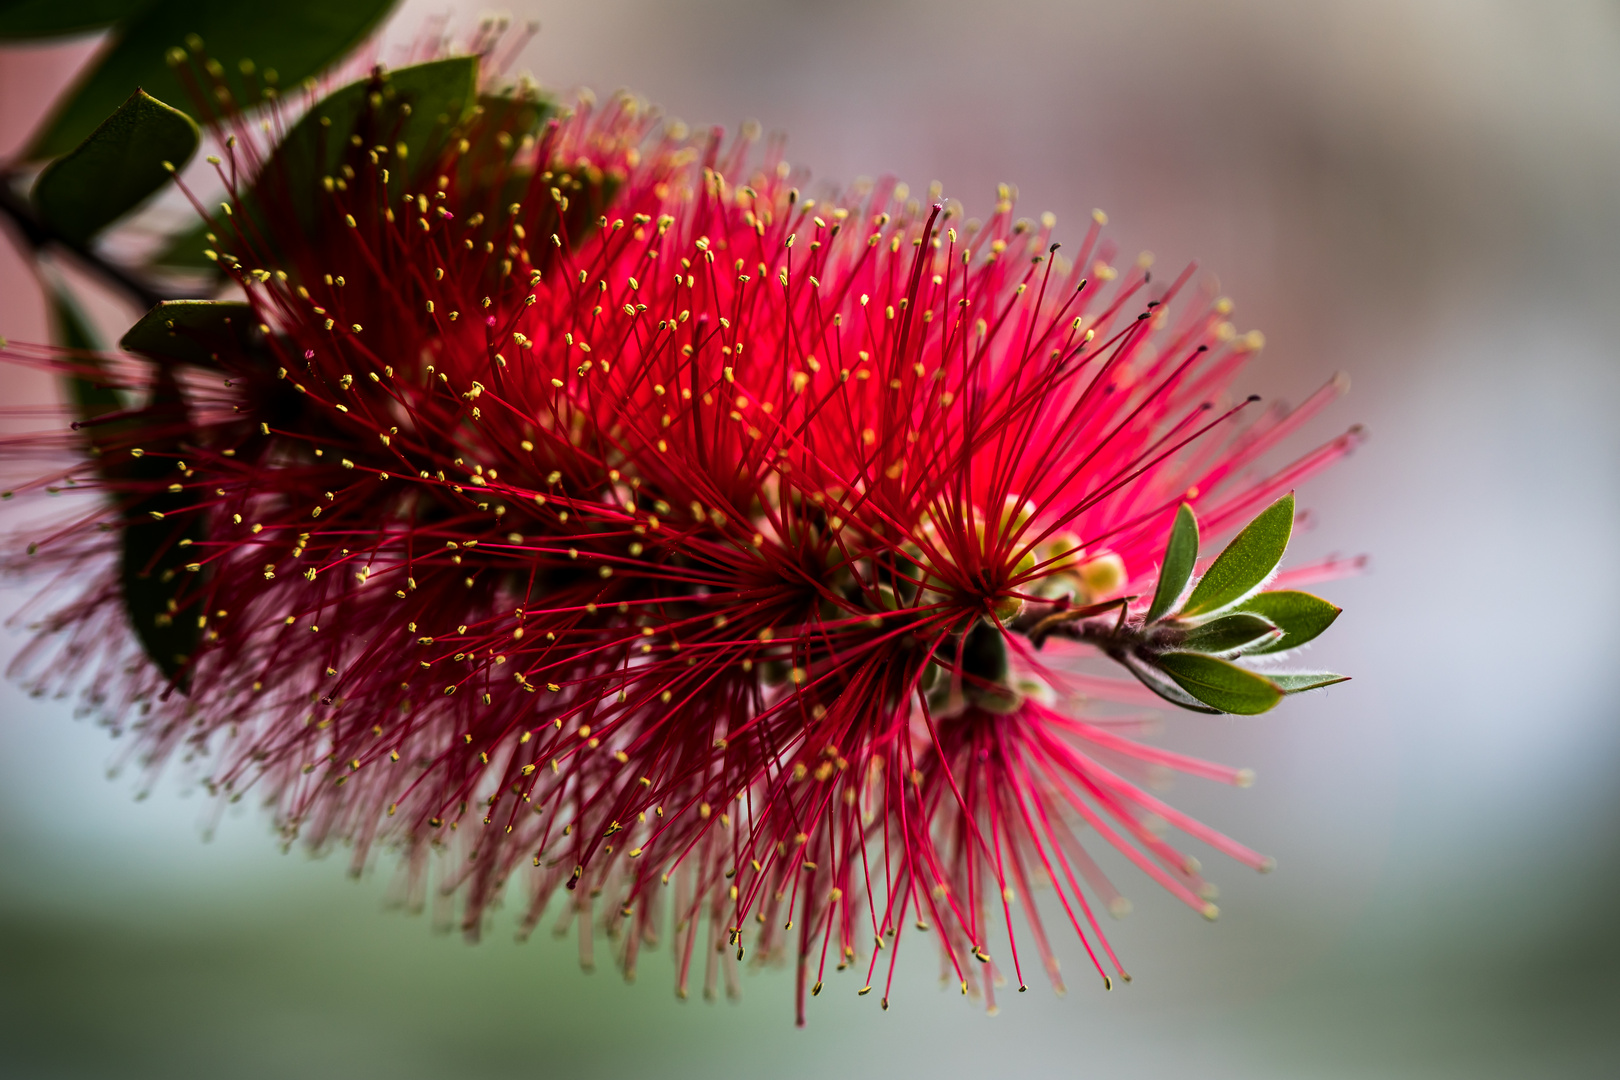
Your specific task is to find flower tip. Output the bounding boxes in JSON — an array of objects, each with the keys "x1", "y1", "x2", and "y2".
[
  {"x1": 1234, "y1": 767, "x2": 1256, "y2": 788},
  {"x1": 1258, "y1": 857, "x2": 1278, "y2": 875},
  {"x1": 1108, "y1": 896, "x2": 1133, "y2": 919},
  {"x1": 1201, "y1": 902, "x2": 1221, "y2": 921}
]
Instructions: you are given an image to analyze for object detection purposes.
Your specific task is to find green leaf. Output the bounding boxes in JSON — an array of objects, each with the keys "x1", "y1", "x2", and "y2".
[
  {"x1": 47, "y1": 287, "x2": 202, "y2": 687},
  {"x1": 1174, "y1": 612, "x2": 1280, "y2": 655},
  {"x1": 25, "y1": 0, "x2": 397, "y2": 160},
  {"x1": 959, "y1": 619, "x2": 1010, "y2": 685},
  {"x1": 119, "y1": 370, "x2": 205, "y2": 690},
  {"x1": 121, "y1": 299, "x2": 254, "y2": 369},
  {"x1": 458, "y1": 91, "x2": 552, "y2": 193},
  {"x1": 540, "y1": 164, "x2": 622, "y2": 252},
  {"x1": 1152, "y1": 652, "x2": 1285, "y2": 715},
  {"x1": 1235, "y1": 590, "x2": 1341, "y2": 655},
  {"x1": 1145, "y1": 502, "x2": 1199, "y2": 623},
  {"x1": 31, "y1": 89, "x2": 197, "y2": 245},
  {"x1": 235, "y1": 56, "x2": 479, "y2": 240},
  {"x1": 1181, "y1": 492, "x2": 1295, "y2": 618},
  {"x1": 45, "y1": 284, "x2": 125, "y2": 427},
  {"x1": 1268, "y1": 672, "x2": 1350, "y2": 694},
  {"x1": 1118, "y1": 652, "x2": 1221, "y2": 715},
  {"x1": 48, "y1": 286, "x2": 105, "y2": 351},
  {"x1": 0, "y1": 0, "x2": 151, "y2": 40}
]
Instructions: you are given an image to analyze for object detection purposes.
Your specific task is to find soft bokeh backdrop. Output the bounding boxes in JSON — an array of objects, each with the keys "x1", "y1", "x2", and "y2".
[{"x1": 3, "y1": 1, "x2": 1618, "y2": 1077}]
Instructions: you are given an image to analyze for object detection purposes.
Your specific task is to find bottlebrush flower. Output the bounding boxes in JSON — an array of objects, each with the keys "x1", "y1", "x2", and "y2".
[{"x1": 0, "y1": 55, "x2": 1361, "y2": 1022}]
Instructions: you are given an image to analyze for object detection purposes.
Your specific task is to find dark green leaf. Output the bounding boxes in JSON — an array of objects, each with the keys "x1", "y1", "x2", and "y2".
[
  {"x1": 457, "y1": 91, "x2": 552, "y2": 193},
  {"x1": 1118, "y1": 652, "x2": 1221, "y2": 714},
  {"x1": 1145, "y1": 502, "x2": 1199, "y2": 623},
  {"x1": 1174, "y1": 612, "x2": 1280, "y2": 655},
  {"x1": 32, "y1": 89, "x2": 197, "y2": 245},
  {"x1": 0, "y1": 0, "x2": 151, "y2": 40},
  {"x1": 121, "y1": 299, "x2": 254, "y2": 369},
  {"x1": 538, "y1": 164, "x2": 622, "y2": 253},
  {"x1": 119, "y1": 370, "x2": 204, "y2": 690},
  {"x1": 50, "y1": 288, "x2": 204, "y2": 687},
  {"x1": 1269, "y1": 672, "x2": 1350, "y2": 694},
  {"x1": 46, "y1": 284, "x2": 125, "y2": 427},
  {"x1": 270, "y1": 56, "x2": 479, "y2": 192},
  {"x1": 1181, "y1": 492, "x2": 1295, "y2": 618},
  {"x1": 48, "y1": 285, "x2": 105, "y2": 351},
  {"x1": 25, "y1": 0, "x2": 397, "y2": 160},
  {"x1": 959, "y1": 619, "x2": 1010, "y2": 685},
  {"x1": 1235, "y1": 590, "x2": 1341, "y2": 655},
  {"x1": 1153, "y1": 651, "x2": 1285, "y2": 715},
  {"x1": 234, "y1": 57, "x2": 479, "y2": 241}
]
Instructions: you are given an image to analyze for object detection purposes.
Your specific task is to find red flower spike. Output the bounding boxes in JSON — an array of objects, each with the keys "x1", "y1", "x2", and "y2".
[{"x1": 0, "y1": 57, "x2": 1360, "y2": 1022}]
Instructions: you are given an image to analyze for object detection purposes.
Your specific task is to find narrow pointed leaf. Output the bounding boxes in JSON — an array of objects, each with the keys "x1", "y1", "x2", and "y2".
[
  {"x1": 1235, "y1": 589, "x2": 1341, "y2": 655},
  {"x1": 121, "y1": 300, "x2": 255, "y2": 370},
  {"x1": 1118, "y1": 653, "x2": 1221, "y2": 714},
  {"x1": 25, "y1": 0, "x2": 397, "y2": 160},
  {"x1": 1153, "y1": 651, "x2": 1285, "y2": 715},
  {"x1": 31, "y1": 89, "x2": 198, "y2": 245},
  {"x1": 1145, "y1": 502, "x2": 1199, "y2": 623},
  {"x1": 1269, "y1": 672, "x2": 1349, "y2": 694},
  {"x1": 1174, "y1": 612, "x2": 1280, "y2": 655},
  {"x1": 1181, "y1": 492, "x2": 1295, "y2": 617}
]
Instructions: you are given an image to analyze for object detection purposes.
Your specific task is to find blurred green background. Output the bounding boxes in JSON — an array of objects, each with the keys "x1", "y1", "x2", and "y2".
[{"x1": 3, "y1": 1, "x2": 1619, "y2": 1077}]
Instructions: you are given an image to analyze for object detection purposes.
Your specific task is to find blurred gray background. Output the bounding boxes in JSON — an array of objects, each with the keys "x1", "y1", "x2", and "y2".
[{"x1": 2, "y1": 1, "x2": 1618, "y2": 1077}]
